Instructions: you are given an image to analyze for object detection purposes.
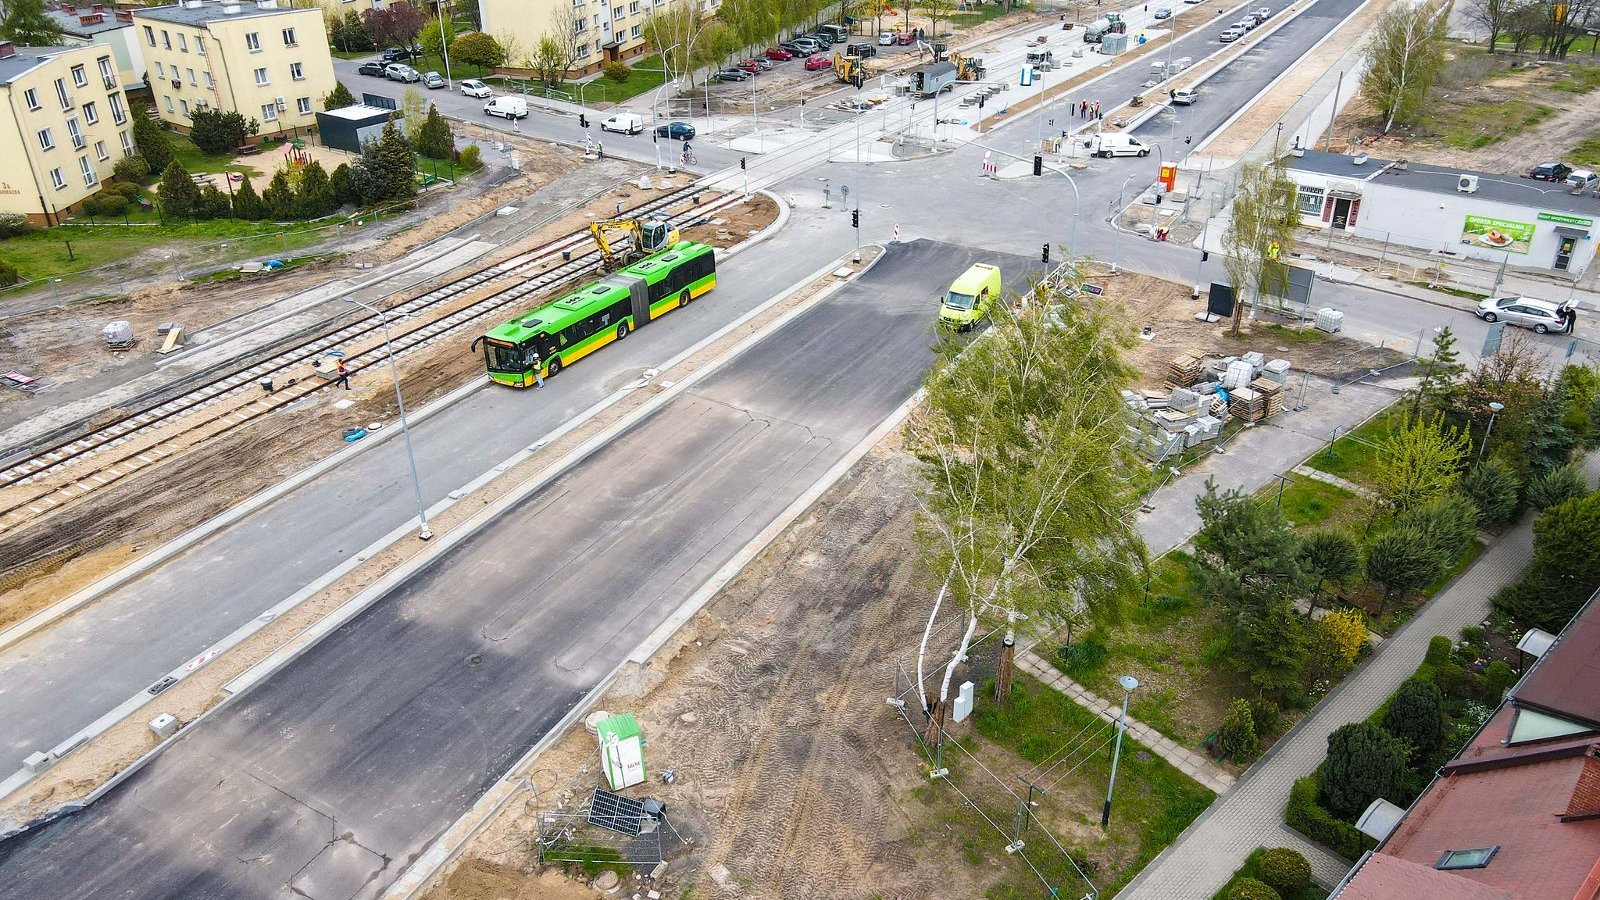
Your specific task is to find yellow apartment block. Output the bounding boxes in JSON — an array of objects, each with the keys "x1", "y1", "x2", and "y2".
[{"x1": 478, "y1": 0, "x2": 700, "y2": 76}]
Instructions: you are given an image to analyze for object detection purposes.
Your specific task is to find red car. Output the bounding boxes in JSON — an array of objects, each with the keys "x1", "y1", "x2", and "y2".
[
  {"x1": 765, "y1": 46, "x2": 793, "y2": 60},
  {"x1": 897, "y1": 31, "x2": 915, "y2": 45},
  {"x1": 804, "y1": 54, "x2": 833, "y2": 71},
  {"x1": 738, "y1": 58, "x2": 761, "y2": 73}
]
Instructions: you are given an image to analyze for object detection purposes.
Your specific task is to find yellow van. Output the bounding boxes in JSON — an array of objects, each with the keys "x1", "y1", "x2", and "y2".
[{"x1": 940, "y1": 263, "x2": 1002, "y2": 330}]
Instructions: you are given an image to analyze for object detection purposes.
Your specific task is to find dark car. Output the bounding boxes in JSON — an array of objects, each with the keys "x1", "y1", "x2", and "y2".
[
  {"x1": 1527, "y1": 161, "x2": 1573, "y2": 182},
  {"x1": 847, "y1": 42, "x2": 877, "y2": 57},
  {"x1": 655, "y1": 121, "x2": 696, "y2": 140},
  {"x1": 381, "y1": 46, "x2": 417, "y2": 62},
  {"x1": 716, "y1": 68, "x2": 753, "y2": 82},
  {"x1": 357, "y1": 61, "x2": 387, "y2": 76}
]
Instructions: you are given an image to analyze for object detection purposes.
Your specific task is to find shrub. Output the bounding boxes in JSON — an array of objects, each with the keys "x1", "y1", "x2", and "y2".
[
  {"x1": 1484, "y1": 659, "x2": 1516, "y2": 698},
  {"x1": 157, "y1": 160, "x2": 201, "y2": 219},
  {"x1": 1423, "y1": 634, "x2": 1453, "y2": 668},
  {"x1": 603, "y1": 60, "x2": 631, "y2": 82},
  {"x1": 1459, "y1": 459, "x2": 1521, "y2": 525},
  {"x1": 1247, "y1": 698, "x2": 1281, "y2": 737},
  {"x1": 0, "y1": 258, "x2": 19, "y2": 287},
  {"x1": 1459, "y1": 624, "x2": 1486, "y2": 645},
  {"x1": 112, "y1": 153, "x2": 151, "y2": 184},
  {"x1": 1217, "y1": 698, "x2": 1261, "y2": 761},
  {"x1": 190, "y1": 108, "x2": 260, "y2": 155},
  {"x1": 0, "y1": 212, "x2": 33, "y2": 237},
  {"x1": 1395, "y1": 494, "x2": 1479, "y2": 563},
  {"x1": 1228, "y1": 878, "x2": 1280, "y2": 900},
  {"x1": 231, "y1": 176, "x2": 265, "y2": 220},
  {"x1": 1257, "y1": 848, "x2": 1312, "y2": 896},
  {"x1": 1322, "y1": 722, "x2": 1409, "y2": 819},
  {"x1": 1286, "y1": 770, "x2": 1375, "y2": 860},
  {"x1": 1527, "y1": 463, "x2": 1589, "y2": 510},
  {"x1": 197, "y1": 184, "x2": 231, "y2": 220},
  {"x1": 1383, "y1": 678, "x2": 1446, "y2": 760},
  {"x1": 329, "y1": 162, "x2": 360, "y2": 206},
  {"x1": 94, "y1": 194, "x2": 130, "y2": 217},
  {"x1": 458, "y1": 144, "x2": 482, "y2": 171},
  {"x1": 1056, "y1": 634, "x2": 1107, "y2": 678}
]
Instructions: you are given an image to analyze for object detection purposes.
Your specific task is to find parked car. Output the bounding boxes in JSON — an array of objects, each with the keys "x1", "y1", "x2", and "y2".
[
  {"x1": 1153, "y1": 6, "x2": 1173, "y2": 18},
  {"x1": 739, "y1": 57, "x2": 772, "y2": 72},
  {"x1": 459, "y1": 78, "x2": 492, "y2": 98},
  {"x1": 655, "y1": 121, "x2": 696, "y2": 140},
  {"x1": 357, "y1": 61, "x2": 387, "y2": 77},
  {"x1": 1219, "y1": 26, "x2": 1244, "y2": 41},
  {"x1": 765, "y1": 46, "x2": 794, "y2": 60},
  {"x1": 1475, "y1": 296, "x2": 1565, "y2": 332},
  {"x1": 804, "y1": 54, "x2": 833, "y2": 71},
  {"x1": 385, "y1": 63, "x2": 421, "y2": 83},
  {"x1": 484, "y1": 96, "x2": 528, "y2": 119},
  {"x1": 847, "y1": 42, "x2": 877, "y2": 57},
  {"x1": 600, "y1": 112, "x2": 645, "y2": 133},
  {"x1": 1567, "y1": 168, "x2": 1599, "y2": 192},
  {"x1": 792, "y1": 37, "x2": 822, "y2": 53},
  {"x1": 1248, "y1": 11, "x2": 1267, "y2": 24},
  {"x1": 381, "y1": 46, "x2": 418, "y2": 62},
  {"x1": 1170, "y1": 87, "x2": 1197, "y2": 104},
  {"x1": 422, "y1": 71, "x2": 446, "y2": 89},
  {"x1": 879, "y1": 31, "x2": 896, "y2": 45},
  {"x1": 1527, "y1": 161, "x2": 1573, "y2": 182},
  {"x1": 1256, "y1": 7, "x2": 1274, "y2": 17},
  {"x1": 897, "y1": 31, "x2": 916, "y2": 44},
  {"x1": 779, "y1": 40, "x2": 812, "y2": 56}
]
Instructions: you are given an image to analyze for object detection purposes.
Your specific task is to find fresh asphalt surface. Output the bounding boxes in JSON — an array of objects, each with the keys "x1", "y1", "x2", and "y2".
[{"x1": 0, "y1": 241, "x2": 1041, "y2": 897}]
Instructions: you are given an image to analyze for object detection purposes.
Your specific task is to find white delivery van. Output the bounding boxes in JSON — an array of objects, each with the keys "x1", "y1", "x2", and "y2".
[
  {"x1": 600, "y1": 112, "x2": 646, "y2": 134},
  {"x1": 1085, "y1": 133, "x2": 1152, "y2": 157},
  {"x1": 484, "y1": 96, "x2": 528, "y2": 119}
]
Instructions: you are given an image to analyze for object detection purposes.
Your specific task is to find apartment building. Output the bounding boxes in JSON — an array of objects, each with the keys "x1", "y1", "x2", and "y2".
[
  {"x1": 479, "y1": 0, "x2": 695, "y2": 76},
  {"x1": 0, "y1": 40, "x2": 135, "y2": 224},
  {"x1": 132, "y1": 0, "x2": 337, "y2": 139},
  {"x1": 47, "y1": 4, "x2": 149, "y2": 90}
]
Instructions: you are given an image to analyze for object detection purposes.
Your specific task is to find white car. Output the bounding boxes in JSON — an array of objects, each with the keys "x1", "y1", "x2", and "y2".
[
  {"x1": 878, "y1": 31, "x2": 896, "y2": 45},
  {"x1": 1476, "y1": 296, "x2": 1567, "y2": 333},
  {"x1": 600, "y1": 112, "x2": 645, "y2": 134},
  {"x1": 1220, "y1": 26, "x2": 1245, "y2": 41},
  {"x1": 1153, "y1": 6, "x2": 1173, "y2": 18},
  {"x1": 460, "y1": 78, "x2": 492, "y2": 99},
  {"x1": 1170, "y1": 87, "x2": 1197, "y2": 105}
]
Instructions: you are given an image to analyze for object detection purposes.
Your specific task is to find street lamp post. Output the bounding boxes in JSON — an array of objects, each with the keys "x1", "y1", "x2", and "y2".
[
  {"x1": 651, "y1": 78, "x2": 678, "y2": 171},
  {"x1": 1109, "y1": 172, "x2": 1137, "y2": 273},
  {"x1": 1479, "y1": 401, "x2": 1505, "y2": 465},
  {"x1": 977, "y1": 142, "x2": 1081, "y2": 256},
  {"x1": 344, "y1": 298, "x2": 433, "y2": 541},
  {"x1": 435, "y1": 0, "x2": 453, "y2": 87},
  {"x1": 1101, "y1": 675, "x2": 1140, "y2": 828}
]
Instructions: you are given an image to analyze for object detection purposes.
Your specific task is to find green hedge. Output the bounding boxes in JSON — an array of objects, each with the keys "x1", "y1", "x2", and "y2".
[{"x1": 1285, "y1": 769, "x2": 1375, "y2": 860}]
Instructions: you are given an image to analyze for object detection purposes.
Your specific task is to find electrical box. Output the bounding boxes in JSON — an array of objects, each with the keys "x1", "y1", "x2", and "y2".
[
  {"x1": 953, "y1": 681, "x2": 975, "y2": 723},
  {"x1": 597, "y1": 713, "x2": 647, "y2": 790}
]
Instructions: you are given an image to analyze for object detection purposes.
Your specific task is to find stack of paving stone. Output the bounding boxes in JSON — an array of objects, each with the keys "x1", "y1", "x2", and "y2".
[
  {"x1": 1228, "y1": 386, "x2": 1270, "y2": 422},
  {"x1": 1166, "y1": 352, "x2": 1204, "y2": 388},
  {"x1": 1248, "y1": 376, "x2": 1284, "y2": 418}
]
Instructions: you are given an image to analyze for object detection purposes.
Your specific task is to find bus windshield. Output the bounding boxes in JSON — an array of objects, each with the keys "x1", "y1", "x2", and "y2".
[
  {"x1": 483, "y1": 340, "x2": 524, "y2": 372},
  {"x1": 944, "y1": 291, "x2": 976, "y2": 310}
]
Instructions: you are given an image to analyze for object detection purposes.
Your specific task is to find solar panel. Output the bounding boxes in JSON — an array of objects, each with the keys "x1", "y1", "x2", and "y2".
[{"x1": 588, "y1": 789, "x2": 645, "y2": 837}]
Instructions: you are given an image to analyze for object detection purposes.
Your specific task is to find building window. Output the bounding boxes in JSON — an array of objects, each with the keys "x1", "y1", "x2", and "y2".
[
  {"x1": 613, "y1": 5, "x2": 623, "y2": 18},
  {"x1": 120, "y1": 129, "x2": 133, "y2": 156},
  {"x1": 1437, "y1": 847, "x2": 1498, "y2": 871},
  {"x1": 162, "y1": 30, "x2": 171, "y2": 50},
  {"x1": 254, "y1": 67, "x2": 270, "y2": 86},
  {"x1": 282, "y1": 27, "x2": 298, "y2": 47},
  {"x1": 110, "y1": 92, "x2": 126, "y2": 125},
  {"x1": 1296, "y1": 186, "x2": 1325, "y2": 216},
  {"x1": 260, "y1": 102, "x2": 277, "y2": 122},
  {"x1": 290, "y1": 62, "x2": 304, "y2": 80},
  {"x1": 178, "y1": 33, "x2": 188, "y2": 52},
  {"x1": 80, "y1": 155, "x2": 97, "y2": 186},
  {"x1": 575, "y1": 17, "x2": 586, "y2": 32},
  {"x1": 71, "y1": 64, "x2": 88, "y2": 88},
  {"x1": 23, "y1": 88, "x2": 39, "y2": 111},
  {"x1": 99, "y1": 56, "x2": 115, "y2": 88},
  {"x1": 67, "y1": 117, "x2": 85, "y2": 150},
  {"x1": 55, "y1": 78, "x2": 71, "y2": 110},
  {"x1": 187, "y1": 68, "x2": 197, "y2": 85},
  {"x1": 37, "y1": 127, "x2": 54, "y2": 151},
  {"x1": 164, "y1": 95, "x2": 174, "y2": 113},
  {"x1": 179, "y1": 99, "x2": 189, "y2": 116},
  {"x1": 155, "y1": 61, "x2": 166, "y2": 79},
  {"x1": 95, "y1": 139, "x2": 109, "y2": 161},
  {"x1": 631, "y1": 24, "x2": 640, "y2": 37},
  {"x1": 203, "y1": 72, "x2": 214, "y2": 89},
  {"x1": 50, "y1": 167, "x2": 66, "y2": 190},
  {"x1": 83, "y1": 101, "x2": 99, "y2": 124},
  {"x1": 296, "y1": 96, "x2": 311, "y2": 114},
  {"x1": 246, "y1": 32, "x2": 261, "y2": 52},
  {"x1": 143, "y1": 25, "x2": 156, "y2": 47},
  {"x1": 197, "y1": 36, "x2": 206, "y2": 55}
]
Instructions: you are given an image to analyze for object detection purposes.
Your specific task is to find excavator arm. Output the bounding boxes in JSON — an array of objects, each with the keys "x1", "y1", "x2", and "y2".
[{"x1": 589, "y1": 216, "x2": 681, "y2": 269}]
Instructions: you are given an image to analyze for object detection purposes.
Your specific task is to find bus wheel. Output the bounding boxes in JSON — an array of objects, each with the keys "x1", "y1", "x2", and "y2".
[
  {"x1": 679, "y1": 289, "x2": 692, "y2": 307},
  {"x1": 617, "y1": 321, "x2": 630, "y2": 340},
  {"x1": 547, "y1": 357, "x2": 563, "y2": 377}
]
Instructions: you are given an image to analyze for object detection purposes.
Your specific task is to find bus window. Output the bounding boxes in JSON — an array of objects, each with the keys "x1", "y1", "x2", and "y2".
[{"x1": 483, "y1": 341, "x2": 523, "y2": 372}]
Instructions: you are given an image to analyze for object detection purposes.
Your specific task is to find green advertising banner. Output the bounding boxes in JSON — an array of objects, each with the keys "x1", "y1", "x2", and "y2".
[
  {"x1": 1539, "y1": 212, "x2": 1595, "y2": 227},
  {"x1": 1461, "y1": 214, "x2": 1534, "y2": 254}
]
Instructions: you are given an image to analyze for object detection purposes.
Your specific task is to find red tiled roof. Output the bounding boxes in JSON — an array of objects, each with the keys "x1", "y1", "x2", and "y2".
[
  {"x1": 1515, "y1": 595, "x2": 1600, "y2": 728},
  {"x1": 1338, "y1": 853, "x2": 1511, "y2": 900}
]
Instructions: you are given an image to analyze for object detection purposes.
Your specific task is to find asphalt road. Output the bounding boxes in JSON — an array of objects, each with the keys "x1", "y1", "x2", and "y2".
[
  {"x1": 0, "y1": 240, "x2": 1039, "y2": 898},
  {"x1": 0, "y1": 217, "x2": 855, "y2": 775}
]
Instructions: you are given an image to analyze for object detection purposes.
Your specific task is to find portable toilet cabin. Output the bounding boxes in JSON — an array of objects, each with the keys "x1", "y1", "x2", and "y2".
[
  {"x1": 1099, "y1": 32, "x2": 1129, "y2": 56},
  {"x1": 596, "y1": 712, "x2": 647, "y2": 790}
]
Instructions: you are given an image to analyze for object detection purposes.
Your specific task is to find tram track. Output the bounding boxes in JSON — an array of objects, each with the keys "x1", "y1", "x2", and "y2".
[{"x1": 0, "y1": 185, "x2": 749, "y2": 536}]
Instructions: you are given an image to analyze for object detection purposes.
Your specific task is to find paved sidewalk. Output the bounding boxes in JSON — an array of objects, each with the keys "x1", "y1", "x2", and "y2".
[
  {"x1": 1017, "y1": 650, "x2": 1235, "y2": 795},
  {"x1": 1117, "y1": 510, "x2": 1536, "y2": 898}
]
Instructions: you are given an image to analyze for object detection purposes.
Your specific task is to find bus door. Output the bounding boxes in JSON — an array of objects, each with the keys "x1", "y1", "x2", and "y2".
[{"x1": 616, "y1": 273, "x2": 652, "y2": 327}]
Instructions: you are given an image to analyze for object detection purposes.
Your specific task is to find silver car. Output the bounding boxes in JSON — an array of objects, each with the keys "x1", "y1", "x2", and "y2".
[
  {"x1": 1476, "y1": 296, "x2": 1565, "y2": 333},
  {"x1": 384, "y1": 63, "x2": 420, "y2": 83}
]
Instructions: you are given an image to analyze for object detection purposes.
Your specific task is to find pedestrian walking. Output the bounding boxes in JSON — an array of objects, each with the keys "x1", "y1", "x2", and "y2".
[
  {"x1": 334, "y1": 358, "x2": 350, "y2": 390},
  {"x1": 531, "y1": 350, "x2": 545, "y2": 389},
  {"x1": 1080, "y1": 99, "x2": 1087, "y2": 117},
  {"x1": 597, "y1": 141, "x2": 605, "y2": 161},
  {"x1": 1094, "y1": 100, "x2": 1102, "y2": 119}
]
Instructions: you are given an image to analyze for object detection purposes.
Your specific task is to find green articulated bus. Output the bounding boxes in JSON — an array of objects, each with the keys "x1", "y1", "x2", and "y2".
[{"x1": 474, "y1": 241, "x2": 717, "y2": 388}]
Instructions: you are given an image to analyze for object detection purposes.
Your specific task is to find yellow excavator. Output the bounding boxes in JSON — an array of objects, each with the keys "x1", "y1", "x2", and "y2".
[
  {"x1": 951, "y1": 51, "x2": 985, "y2": 81},
  {"x1": 835, "y1": 52, "x2": 881, "y2": 87},
  {"x1": 588, "y1": 214, "x2": 679, "y2": 269}
]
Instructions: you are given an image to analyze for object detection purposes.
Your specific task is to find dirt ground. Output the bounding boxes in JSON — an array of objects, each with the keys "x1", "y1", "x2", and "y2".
[
  {"x1": 199, "y1": 141, "x2": 359, "y2": 198},
  {"x1": 1329, "y1": 51, "x2": 1600, "y2": 172}
]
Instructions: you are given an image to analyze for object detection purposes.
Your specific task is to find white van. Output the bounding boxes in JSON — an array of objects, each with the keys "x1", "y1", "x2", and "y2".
[
  {"x1": 484, "y1": 96, "x2": 528, "y2": 119},
  {"x1": 1567, "y1": 168, "x2": 1599, "y2": 192},
  {"x1": 1085, "y1": 133, "x2": 1152, "y2": 158},
  {"x1": 600, "y1": 112, "x2": 645, "y2": 134}
]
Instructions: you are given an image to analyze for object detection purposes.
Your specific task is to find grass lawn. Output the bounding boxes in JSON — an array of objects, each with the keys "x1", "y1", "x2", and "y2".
[
  {"x1": 1406, "y1": 280, "x2": 1489, "y2": 301},
  {"x1": 1572, "y1": 135, "x2": 1600, "y2": 168},
  {"x1": 1211, "y1": 847, "x2": 1324, "y2": 900},
  {"x1": 494, "y1": 54, "x2": 669, "y2": 107},
  {"x1": 946, "y1": 1, "x2": 1022, "y2": 29},
  {"x1": 1544, "y1": 63, "x2": 1600, "y2": 93},
  {"x1": 166, "y1": 133, "x2": 266, "y2": 179},
  {"x1": 1305, "y1": 409, "x2": 1398, "y2": 487},
  {"x1": 1225, "y1": 321, "x2": 1329, "y2": 346},
  {"x1": 969, "y1": 674, "x2": 1215, "y2": 897},
  {"x1": 3, "y1": 219, "x2": 330, "y2": 282},
  {"x1": 1261, "y1": 473, "x2": 1366, "y2": 530},
  {"x1": 1423, "y1": 99, "x2": 1555, "y2": 149}
]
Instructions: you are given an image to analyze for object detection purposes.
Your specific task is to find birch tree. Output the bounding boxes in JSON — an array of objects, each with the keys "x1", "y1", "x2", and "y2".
[
  {"x1": 1362, "y1": 3, "x2": 1448, "y2": 134},
  {"x1": 1222, "y1": 162, "x2": 1299, "y2": 336},
  {"x1": 909, "y1": 272, "x2": 1145, "y2": 742}
]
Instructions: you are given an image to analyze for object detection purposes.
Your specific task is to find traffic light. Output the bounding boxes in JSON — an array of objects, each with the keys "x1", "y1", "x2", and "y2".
[
  {"x1": 579, "y1": 113, "x2": 588, "y2": 128},
  {"x1": 740, "y1": 157, "x2": 747, "y2": 170},
  {"x1": 1033, "y1": 155, "x2": 1043, "y2": 176},
  {"x1": 1042, "y1": 243, "x2": 1050, "y2": 263},
  {"x1": 851, "y1": 209, "x2": 860, "y2": 228}
]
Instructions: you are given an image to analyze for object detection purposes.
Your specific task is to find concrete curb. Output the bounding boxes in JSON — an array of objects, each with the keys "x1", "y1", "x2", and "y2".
[{"x1": 0, "y1": 191, "x2": 794, "y2": 810}]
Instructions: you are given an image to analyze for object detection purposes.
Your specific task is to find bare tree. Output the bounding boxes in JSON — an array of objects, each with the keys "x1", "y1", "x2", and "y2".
[
  {"x1": 1222, "y1": 162, "x2": 1299, "y2": 336},
  {"x1": 530, "y1": 4, "x2": 585, "y2": 85},
  {"x1": 1362, "y1": 2, "x2": 1448, "y2": 134},
  {"x1": 1463, "y1": 0, "x2": 1512, "y2": 51},
  {"x1": 644, "y1": 0, "x2": 712, "y2": 83}
]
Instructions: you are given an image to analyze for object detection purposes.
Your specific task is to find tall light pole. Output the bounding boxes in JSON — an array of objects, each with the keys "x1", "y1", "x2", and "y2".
[
  {"x1": 434, "y1": 0, "x2": 453, "y2": 87},
  {"x1": 977, "y1": 142, "x2": 1081, "y2": 255},
  {"x1": 650, "y1": 78, "x2": 678, "y2": 171},
  {"x1": 1478, "y1": 401, "x2": 1505, "y2": 464},
  {"x1": 1109, "y1": 172, "x2": 1137, "y2": 273},
  {"x1": 1100, "y1": 674, "x2": 1140, "y2": 828},
  {"x1": 344, "y1": 298, "x2": 432, "y2": 541}
]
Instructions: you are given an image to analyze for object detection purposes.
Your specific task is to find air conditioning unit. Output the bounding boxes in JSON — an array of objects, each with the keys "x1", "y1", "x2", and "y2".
[
  {"x1": 274, "y1": 96, "x2": 285, "y2": 111},
  {"x1": 170, "y1": 78, "x2": 180, "y2": 88},
  {"x1": 195, "y1": 98, "x2": 208, "y2": 108},
  {"x1": 1458, "y1": 174, "x2": 1479, "y2": 194}
]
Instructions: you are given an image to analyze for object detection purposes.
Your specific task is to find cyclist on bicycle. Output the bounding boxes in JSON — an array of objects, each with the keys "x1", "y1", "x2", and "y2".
[{"x1": 681, "y1": 141, "x2": 695, "y2": 164}]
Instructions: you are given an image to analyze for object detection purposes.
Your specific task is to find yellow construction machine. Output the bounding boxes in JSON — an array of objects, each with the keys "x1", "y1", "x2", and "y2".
[
  {"x1": 952, "y1": 51, "x2": 985, "y2": 81},
  {"x1": 834, "y1": 52, "x2": 881, "y2": 87},
  {"x1": 588, "y1": 215, "x2": 679, "y2": 268}
]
